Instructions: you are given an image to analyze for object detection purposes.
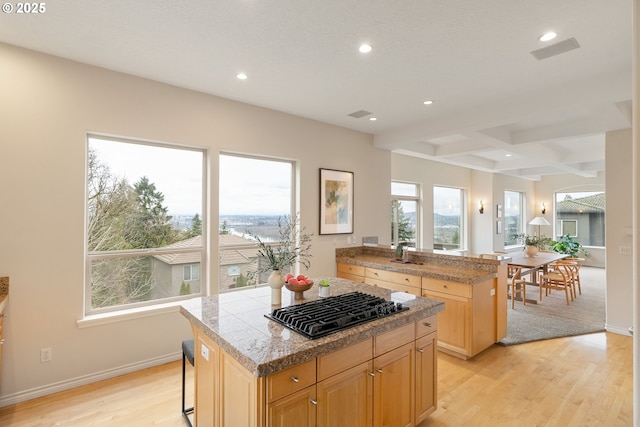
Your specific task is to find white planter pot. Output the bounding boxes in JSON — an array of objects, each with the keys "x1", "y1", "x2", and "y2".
[
  {"x1": 524, "y1": 246, "x2": 539, "y2": 258},
  {"x1": 319, "y1": 286, "x2": 330, "y2": 298},
  {"x1": 268, "y1": 270, "x2": 284, "y2": 305}
]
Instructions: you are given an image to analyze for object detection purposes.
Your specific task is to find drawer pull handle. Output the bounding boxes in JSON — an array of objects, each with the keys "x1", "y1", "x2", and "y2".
[
  {"x1": 417, "y1": 348, "x2": 424, "y2": 353},
  {"x1": 0, "y1": 339, "x2": 4, "y2": 345},
  {"x1": 368, "y1": 371, "x2": 375, "y2": 377},
  {"x1": 376, "y1": 368, "x2": 383, "y2": 374},
  {"x1": 291, "y1": 376, "x2": 299, "y2": 383},
  {"x1": 405, "y1": 278, "x2": 409, "y2": 282},
  {"x1": 374, "y1": 272, "x2": 379, "y2": 276},
  {"x1": 424, "y1": 322, "x2": 432, "y2": 327},
  {"x1": 310, "y1": 399, "x2": 318, "y2": 405},
  {"x1": 1, "y1": 313, "x2": 6, "y2": 318},
  {"x1": 443, "y1": 285, "x2": 448, "y2": 288}
]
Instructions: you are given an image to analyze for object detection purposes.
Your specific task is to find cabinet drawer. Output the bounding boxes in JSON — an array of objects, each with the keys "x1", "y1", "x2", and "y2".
[
  {"x1": 374, "y1": 322, "x2": 415, "y2": 356},
  {"x1": 267, "y1": 358, "x2": 317, "y2": 403},
  {"x1": 365, "y1": 268, "x2": 420, "y2": 288},
  {"x1": 422, "y1": 278, "x2": 472, "y2": 298},
  {"x1": 364, "y1": 277, "x2": 420, "y2": 296},
  {"x1": 416, "y1": 315, "x2": 437, "y2": 338},
  {"x1": 337, "y1": 263, "x2": 365, "y2": 277},
  {"x1": 318, "y1": 338, "x2": 372, "y2": 381}
]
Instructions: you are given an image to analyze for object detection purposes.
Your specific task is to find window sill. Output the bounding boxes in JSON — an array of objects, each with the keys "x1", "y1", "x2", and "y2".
[{"x1": 77, "y1": 300, "x2": 188, "y2": 328}]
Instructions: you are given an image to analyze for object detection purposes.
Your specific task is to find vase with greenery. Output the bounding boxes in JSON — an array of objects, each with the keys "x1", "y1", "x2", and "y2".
[
  {"x1": 248, "y1": 213, "x2": 313, "y2": 305},
  {"x1": 549, "y1": 234, "x2": 589, "y2": 258},
  {"x1": 512, "y1": 233, "x2": 552, "y2": 257}
]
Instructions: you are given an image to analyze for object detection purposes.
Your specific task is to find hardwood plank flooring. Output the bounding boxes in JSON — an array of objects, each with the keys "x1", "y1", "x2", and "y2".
[{"x1": 0, "y1": 332, "x2": 632, "y2": 426}]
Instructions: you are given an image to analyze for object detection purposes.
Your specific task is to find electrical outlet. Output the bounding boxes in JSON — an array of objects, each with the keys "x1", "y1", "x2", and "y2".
[
  {"x1": 201, "y1": 344, "x2": 209, "y2": 362},
  {"x1": 40, "y1": 348, "x2": 52, "y2": 363}
]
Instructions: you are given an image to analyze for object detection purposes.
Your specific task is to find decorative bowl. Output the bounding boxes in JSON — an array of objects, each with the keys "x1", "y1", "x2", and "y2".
[{"x1": 284, "y1": 281, "x2": 313, "y2": 300}]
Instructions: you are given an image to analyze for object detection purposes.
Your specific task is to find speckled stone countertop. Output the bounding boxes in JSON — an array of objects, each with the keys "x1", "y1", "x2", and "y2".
[
  {"x1": 336, "y1": 246, "x2": 505, "y2": 285},
  {"x1": 0, "y1": 276, "x2": 8, "y2": 312},
  {"x1": 180, "y1": 278, "x2": 444, "y2": 377}
]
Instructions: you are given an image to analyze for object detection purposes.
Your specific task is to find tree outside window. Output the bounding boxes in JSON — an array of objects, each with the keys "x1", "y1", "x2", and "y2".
[{"x1": 391, "y1": 182, "x2": 419, "y2": 248}]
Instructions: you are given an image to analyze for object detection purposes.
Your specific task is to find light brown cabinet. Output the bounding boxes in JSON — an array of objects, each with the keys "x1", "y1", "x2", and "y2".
[
  {"x1": 337, "y1": 263, "x2": 365, "y2": 282},
  {"x1": 363, "y1": 266, "x2": 421, "y2": 296},
  {"x1": 422, "y1": 277, "x2": 496, "y2": 359},
  {"x1": 191, "y1": 313, "x2": 438, "y2": 427}
]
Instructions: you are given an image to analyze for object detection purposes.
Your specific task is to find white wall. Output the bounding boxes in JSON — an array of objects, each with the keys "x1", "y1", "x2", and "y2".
[
  {"x1": 0, "y1": 42, "x2": 390, "y2": 403},
  {"x1": 604, "y1": 128, "x2": 633, "y2": 335}
]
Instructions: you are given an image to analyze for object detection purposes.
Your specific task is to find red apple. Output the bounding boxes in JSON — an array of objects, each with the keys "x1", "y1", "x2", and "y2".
[
  {"x1": 285, "y1": 273, "x2": 294, "y2": 280},
  {"x1": 287, "y1": 278, "x2": 299, "y2": 285},
  {"x1": 304, "y1": 278, "x2": 313, "y2": 285},
  {"x1": 296, "y1": 274, "x2": 307, "y2": 281}
]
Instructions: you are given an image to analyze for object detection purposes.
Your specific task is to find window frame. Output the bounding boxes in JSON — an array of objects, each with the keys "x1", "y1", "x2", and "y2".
[
  {"x1": 504, "y1": 190, "x2": 525, "y2": 247},
  {"x1": 432, "y1": 185, "x2": 466, "y2": 251},
  {"x1": 85, "y1": 134, "x2": 207, "y2": 316},
  {"x1": 218, "y1": 152, "x2": 296, "y2": 293},
  {"x1": 391, "y1": 181, "x2": 421, "y2": 248}
]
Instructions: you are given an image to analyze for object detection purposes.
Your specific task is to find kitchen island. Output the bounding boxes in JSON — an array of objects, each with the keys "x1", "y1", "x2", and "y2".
[
  {"x1": 336, "y1": 246, "x2": 509, "y2": 359},
  {"x1": 180, "y1": 278, "x2": 444, "y2": 427}
]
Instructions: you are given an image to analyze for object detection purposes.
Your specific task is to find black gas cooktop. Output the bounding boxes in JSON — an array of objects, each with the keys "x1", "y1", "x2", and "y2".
[{"x1": 265, "y1": 291, "x2": 409, "y2": 339}]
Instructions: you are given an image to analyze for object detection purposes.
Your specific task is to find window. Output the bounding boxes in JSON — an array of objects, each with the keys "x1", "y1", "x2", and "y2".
[
  {"x1": 183, "y1": 264, "x2": 200, "y2": 281},
  {"x1": 504, "y1": 191, "x2": 524, "y2": 246},
  {"x1": 555, "y1": 192, "x2": 605, "y2": 247},
  {"x1": 86, "y1": 136, "x2": 206, "y2": 314},
  {"x1": 433, "y1": 186, "x2": 465, "y2": 251},
  {"x1": 391, "y1": 182, "x2": 419, "y2": 248},
  {"x1": 219, "y1": 153, "x2": 294, "y2": 292}
]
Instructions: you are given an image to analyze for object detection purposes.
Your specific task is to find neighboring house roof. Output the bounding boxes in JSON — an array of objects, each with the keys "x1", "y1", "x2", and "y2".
[
  {"x1": 154, "y1": 234, "x2": 260, "y2": 266},
  {"x1": 219, "y1": 234, "x2": 259, "y2": 266},
  {"x1": 154, "y1": 235, "x2": 202, "y2": 265},
  {"x1": 556, "y1": 193, "x2": 605, "y2": 214}
]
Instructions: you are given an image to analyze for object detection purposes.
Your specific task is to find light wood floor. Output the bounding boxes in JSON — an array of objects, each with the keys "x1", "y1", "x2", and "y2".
[{"x1": 0, "y1": 332, "x2": 632, "y2": 427}]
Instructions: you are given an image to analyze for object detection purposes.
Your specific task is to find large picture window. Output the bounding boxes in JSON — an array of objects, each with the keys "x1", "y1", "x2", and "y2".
[
  {"x1": 504, "y1": 190, "x2": 524, "y2": 246},
  {"x1": 218, "y1": 153, "x2": 294, "y2": 292},
  {"x1": 555, "y1": 192, "x2": 605, "y2": 247},
  {"x1": 391, "y1": 182, "x2": 419, "y2": 248},
  {"x1": 433, "y1": 186, "x2": 465, "y2": 251},
  {"x1": 86, "y1": 135, "x2": 206, "y2": 314}
]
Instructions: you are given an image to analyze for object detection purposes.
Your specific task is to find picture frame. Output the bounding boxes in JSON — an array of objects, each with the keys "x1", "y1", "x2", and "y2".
[{"x1": 319, "y1": 168, "x2": 354, "y2": 235}]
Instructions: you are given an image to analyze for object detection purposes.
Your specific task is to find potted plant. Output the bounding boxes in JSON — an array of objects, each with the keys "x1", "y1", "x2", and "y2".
[
  {"x1": 512, "y1": 233, "x2": 552, "y2": 257},
  {"x1": 549, "y1": 234, "x2": 589, "y2": 258},
  {"x1": 248, "y1": 213, "x2": 313, "y2": 304},
  {"x1": 318, "y1": 279, "x2": 330, "y2": 297}
]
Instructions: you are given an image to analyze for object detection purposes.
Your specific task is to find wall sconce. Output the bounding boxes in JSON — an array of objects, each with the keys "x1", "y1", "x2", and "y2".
[
  {"x1": 541, "y1": 203, "x2": 546, "y2": 214},
  {"x1": 479, "y1": 200, "x2": 484, "y2": 214}
]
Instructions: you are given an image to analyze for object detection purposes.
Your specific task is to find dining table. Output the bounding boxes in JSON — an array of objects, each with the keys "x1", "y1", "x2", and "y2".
[{"x1": 507, "y1": 251, "x2": 569, "y2": 304}]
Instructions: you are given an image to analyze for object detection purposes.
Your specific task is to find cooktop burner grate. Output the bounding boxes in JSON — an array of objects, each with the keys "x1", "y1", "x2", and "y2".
[{"x1": 265, "y1": 291, "x2": 409, "y2": 339}]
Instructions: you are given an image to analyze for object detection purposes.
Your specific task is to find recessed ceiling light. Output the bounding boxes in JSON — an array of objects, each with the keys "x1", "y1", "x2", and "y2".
[
  {"x1": 369, "y1": 117, "x2": 377, "y2": 121},
  {"x1": 359, "y1": 44, "x2": 373, "y2": 53},
  {"x1": 539, "y1": 31, "x2": 557, "y2": 42},
  {"x1": 236, "y1": 73, "x2": 248, "y2": 80},
  {"x1": 505, "y1": 154, "x2": 513, "y2": 157},
  {"x1": 423, "y1": 100, "x2": 434, "y2": 105}
]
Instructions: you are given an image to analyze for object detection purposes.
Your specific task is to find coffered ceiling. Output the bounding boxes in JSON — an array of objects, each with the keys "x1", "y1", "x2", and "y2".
[{"x1": 0, "y1": 0, "x2": 632, "y2": 180}]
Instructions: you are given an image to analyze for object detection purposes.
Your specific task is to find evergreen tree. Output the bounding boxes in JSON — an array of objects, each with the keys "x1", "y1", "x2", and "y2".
[
  {"x1": 391, "y1": 201, "x2": 415, "y2": 243},
  {"x1": 189, "y1": 213, "x2": 203, "y2": 237},
  {"x1": 219, "y1": 219, "x2": 230, "y2": 235}
]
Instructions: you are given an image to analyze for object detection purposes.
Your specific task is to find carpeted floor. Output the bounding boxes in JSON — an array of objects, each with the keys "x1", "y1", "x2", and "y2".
[{"x1": 499, "y1": 266, "x2": 606, "y2": 346}]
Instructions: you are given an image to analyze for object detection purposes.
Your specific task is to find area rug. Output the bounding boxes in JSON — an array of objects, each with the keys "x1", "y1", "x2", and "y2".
[{"x1": 499, "y1": 266, "x2": 606, "y2": 346}]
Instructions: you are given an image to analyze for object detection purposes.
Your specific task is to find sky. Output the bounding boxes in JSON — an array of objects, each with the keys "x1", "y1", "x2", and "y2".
[
  {"x1": 218, "y1": 154, "x2": 292, "y2": 216},
  {"x1": 89, "y1": 138, "x2": 292, "y2": 217},
  {"x1": 89, "y1": 137, "x2": 203, "y2": 215}
]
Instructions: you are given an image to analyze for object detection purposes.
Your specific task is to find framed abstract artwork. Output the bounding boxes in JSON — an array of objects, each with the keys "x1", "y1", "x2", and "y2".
[{"x1": 319, "y1": 168, "x2": 354, "y2": 235}]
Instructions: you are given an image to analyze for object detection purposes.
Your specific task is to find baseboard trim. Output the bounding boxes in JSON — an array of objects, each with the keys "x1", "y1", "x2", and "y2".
[
  {"x1": 605, "y1": 324, "x2": 634, "y2": 336},
  {"x1": 0, "y1": 352, "x2": 181, "y2": 408}
]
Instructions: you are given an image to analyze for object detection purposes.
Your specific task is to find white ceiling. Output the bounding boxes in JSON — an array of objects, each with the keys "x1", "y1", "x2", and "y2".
[{"x1": 0, "y1": 0, "x2": 632, "y2": 180}]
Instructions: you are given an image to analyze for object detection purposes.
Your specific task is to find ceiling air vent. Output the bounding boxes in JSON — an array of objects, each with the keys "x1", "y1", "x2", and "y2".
[
  {"x1": 348, "y1": 110, "x2": 372, "y2": 119},
  {"x1": 531, "y1": 37, "x2": 580, "y2": 60}
]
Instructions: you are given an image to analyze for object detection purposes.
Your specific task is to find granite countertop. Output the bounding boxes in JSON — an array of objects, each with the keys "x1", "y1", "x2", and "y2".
[
  {"x1": 180, "y1": 278, "x2": 444, "y2": 377},
  {"x1": 337, "y1": 254, "x2": 497, "y2": 284},
  {"x1": 0, "y1": 276, "x2": 8, "y2": 312}
]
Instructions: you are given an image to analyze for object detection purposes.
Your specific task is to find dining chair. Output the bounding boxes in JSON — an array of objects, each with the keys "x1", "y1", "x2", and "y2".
[
  {"x1": 560, "y1": 258, "x2": 584, "y2": 296},
  {"x1": 539, "y1": 262, "x2": 573, "y2": 305},
  {"x1": 507, "y1": 266, "x2": 526, "y2": 309}
]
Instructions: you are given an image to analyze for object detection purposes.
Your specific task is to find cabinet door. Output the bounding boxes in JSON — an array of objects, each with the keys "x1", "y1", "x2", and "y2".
[
  {"x1": 195, "y1": 332, "x2": 220, "y2": 427},
  {"x1": 268, "y1": 385, "x2": 317, "y2": 427},
  {"x1": 423, "y1": 290, "x2": 471, "y2": 357},
  {"x1": 317, "y1": 361, "x2": 373, "y2": 427},
  {"x1": 373, "y1": 342, "x2": 414, "y2": 427},
  {"x1": 415, "y1": 332, "x2": 437, "y2": 424}
]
